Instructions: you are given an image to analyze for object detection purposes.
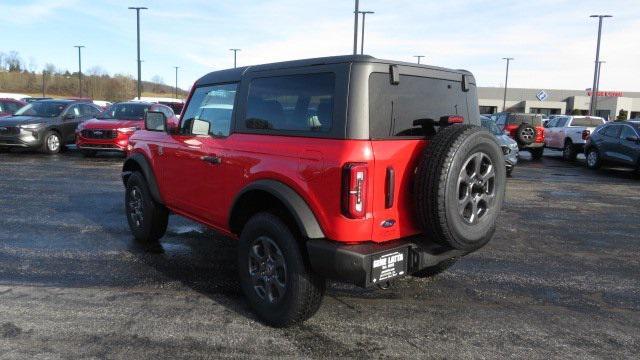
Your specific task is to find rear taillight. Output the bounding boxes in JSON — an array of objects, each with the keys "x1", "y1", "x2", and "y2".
[
  {"x1": 342, "y1": 163, "x2": 368, "y2": 219},
  {"x1": 441, "y1": 115, "x2": 464, "y2": 124},
  {"x1": 582, "y1": 129, "x2": 591, "y2": 140},
  {"x1": 535, "y1": 126, "x2": 545, "y2": 142}
]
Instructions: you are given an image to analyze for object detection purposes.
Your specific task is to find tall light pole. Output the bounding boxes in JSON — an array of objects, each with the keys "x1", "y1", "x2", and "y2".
[
  {"x1": 353, "y1": 0, "x2": 359, "y2": 55},
  {"x1": 414, "y1": 55, "x2": 425, "y2": 64},
  {"x1": 358, "y1": 10, "x2": 374, "y2": 55},
  {"x1": 589, "y1": 15, "x2": 612, "y2": 116},
  {"x1": 594, "y1": 60, "x2": 606, "y2": 116},
  {"x1": 502, "y1": 57, "x2": 514, "y2": 112},
  {"x1": 174, "y1": 66, "x2": 179, "y2": 99},
  {"x1": 229, "y1": 49, "x2": 241, "y2": 68},
  {"x1": 74, "y1": 45, "x2": 84, "y2": 98},
  {"x1": 41, "y1": 70, "x2": 47, "y2": 98},
  {"x1": 129, "y1": 6, "x2": 147, "y2": 100}
]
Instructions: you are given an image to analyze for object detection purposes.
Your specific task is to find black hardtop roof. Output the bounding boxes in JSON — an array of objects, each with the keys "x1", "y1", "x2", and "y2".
[{"x1": 195, "y1": 55, "x2": 473, "y2": 86}]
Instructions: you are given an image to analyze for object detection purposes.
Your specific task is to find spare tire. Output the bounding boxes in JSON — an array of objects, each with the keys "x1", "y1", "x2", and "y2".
[
  {"x1": 515, "y1": 124, "x2": 536, "y2": 145},
  {"x1": 415, "y1": 125, "x2": 506, "y2": 251}
]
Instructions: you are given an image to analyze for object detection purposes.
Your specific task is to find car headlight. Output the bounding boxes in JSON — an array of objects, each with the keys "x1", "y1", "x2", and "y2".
[
  {"x1": 509, "y1": 142, "x2": 518, "y2": 149},
  {"x1": 117, "y1": 127, "x2": 139, "y2": 134},
  {"x1": 19, "y1": 123, "x2": 45, "y2": 129},
  {"x1": 501, "y1": 146, "x2": 511, "y2": 155}
]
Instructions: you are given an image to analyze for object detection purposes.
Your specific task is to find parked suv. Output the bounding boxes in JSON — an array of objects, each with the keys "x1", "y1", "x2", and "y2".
[
  {"x1": 544, "y1": 115, "x2": 605, "y2": 161},
  {"x1": 585, "y1": 120, "x2": 640, "y2": 172},
  {"x1": 0, "y1": 98, "x2": 26, "y2": 117},
  {"x1": 494, "y1": 112, "x2": 545, "y2": 159},
  {"x1": 76, "y1": 102, "x2": 176, "y2": 157},
  {"x1": 0, "y1": 99, "x2": 101, "y2": 153},
  {"x1": 122, "y1": 55, "x2": 506, "y2": 327},
  {"x1": 481, "y1": 116, "x2": 518, "y2": 176}
]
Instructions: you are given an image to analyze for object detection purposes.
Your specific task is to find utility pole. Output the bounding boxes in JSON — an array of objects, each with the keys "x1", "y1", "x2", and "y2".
[
  {"x1": 358, "y1": 11, "x2": 374, "y2": 55},
  {"x1": 594, "y1": 60, "x2": 606, "y2": 116},
  {"x1": 353, "y1": 0, "x2": 359, "y2": 55},
  {"x1": 74, "y1": 45, "x2": 84, "y2": 98},
  {"x1": 129, "y1": 6, "x2": 148, "y2": 100},
  {"x1": 414, "y1": 55, "x2": 425, "y2": 64},
  {"x1": 41, "y1": 71, "x2": 46, "y2": 98},
  {"x1": 589, "y1": 15, "x2": 612, "y2": 116},
  {"x1": 174, "y1": 66, "x2": 179, "y2": 99},
  {"x1": 502, "y1": 57, "x2": 514, "y2": 112},
  {"x1": 229, "y1": 49, "x2": 241, "y2": 68}
]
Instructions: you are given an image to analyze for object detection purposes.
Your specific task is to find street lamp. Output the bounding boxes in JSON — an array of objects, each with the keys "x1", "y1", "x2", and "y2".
[
  {"x1": 589, "y1": 14, "x2": 612, "y2": 116},
  {"x1": 73, "y1": 45, "x2": 85, "y2": 98},
  {"x1": 174, "y1": 66, "x2": 179, "y2": 99},
  {"x1": 41, "y1": 70, "x2": 47, "y2": 98},
  {"x1": 502, "y1": 57, "x2": 514, "y2": 112},
  {"x1": 358, "y1": 10, "x2": 374, "y2": 55},
  {"x1": 414, "y1": 55, "x2": 425, "y2": 64},
  {"x1": 129, "y1": 6, "x2": 148, "y2": 100},
  {"x1": 229, "y1": 49, "x2": 241, "y2": 68},
  {"x1": 353, "y1": 0, "x2": 359, "y2": 55},
  {"x1": 594, "y1": 60, "x2": 606, "y2": 115}
]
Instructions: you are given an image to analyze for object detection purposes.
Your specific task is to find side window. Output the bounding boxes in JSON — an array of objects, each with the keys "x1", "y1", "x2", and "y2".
[
  {"x1": 620, "y1": 126, "x2": 636, "y2": 140},
  {"x1": 603, "y1": 125, "x2": 620, "y2": 138},
  {"x1": 547, "y1": 119, "x2": 557, "y2": 128},
  {"x1": 80, "y1": 104, "x2": 99, "y2": 117},
  {"x1": 557, "y1": 118, "x2": 567, "y2": 127},
  {"x1": 6, "y1": 102, "x2": 20, "y2": 113},
  {"x1": 65, "y1": 105, "x2": 80, "y2": 117},
  {"x1": 245, "y1": 73, "x2": 335, "y2": 133},
  {"x1": 180, "y1": 83, "x2": 238, "y2": 137}
]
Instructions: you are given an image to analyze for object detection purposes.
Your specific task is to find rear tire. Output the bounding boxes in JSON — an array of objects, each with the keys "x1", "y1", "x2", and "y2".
[
  {"x1": 586, "y1": 147, "x2": 601, "y2": 170},
  {"x1": 412, "y1": 258, "x2": 457, "y2": 278},
  {"x1": 40, "y1": 131, "x2": 62, "y2": 154},
  {"x1": 415, "y1": 125, "x2": 506, "y2": 252},
  {"x1": 125, "y1": 172, "x2": 168, "y2": 243},
  {"x1": 530, "y1": 147, "x2": 544, "y2": 160},
  {"x1": 562, "y1": 140, "x2": 577, "y2": 161},
  {"x1": 238, "y1": 212, "x2": 326, "y2": 327}
]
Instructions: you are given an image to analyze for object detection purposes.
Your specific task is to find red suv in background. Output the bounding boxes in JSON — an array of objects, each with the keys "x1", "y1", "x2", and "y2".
[
  {"x1": 493, "y1": 112, "x2": 545, "y2": 159},
  {"x1": 0, "y1": 98, "x2": 27, "y2": 117},
  {"x1": 122, "y1": 56, "x2": 506, "y2": 327},
  {"x1": 76, "y1": 102, "x2": 176, "y2": 157}
]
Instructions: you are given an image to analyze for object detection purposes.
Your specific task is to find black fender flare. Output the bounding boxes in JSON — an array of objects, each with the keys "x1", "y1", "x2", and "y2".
[
  {"x1": 122, "y1": 153, "x2": 163, "y2": 204},
  {"x1": 230, "y1": 180, "x2": 325, "y2": 239}
]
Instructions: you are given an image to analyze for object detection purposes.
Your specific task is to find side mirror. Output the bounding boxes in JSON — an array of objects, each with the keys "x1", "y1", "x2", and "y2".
[
  {"x1": 191, "y1": 119, "x2": 210, "y2": 136},
  {"x1": 626, "y1": 135, "x2": 640, "y2": 143},
  {"x1": 144, "y1": 111, "x2": 167, "y2": 132}
]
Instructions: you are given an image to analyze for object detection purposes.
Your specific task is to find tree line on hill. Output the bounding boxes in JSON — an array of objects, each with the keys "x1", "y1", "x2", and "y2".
[{"x1": 0, "y1": 51, "x2": 187, "y2": 101}]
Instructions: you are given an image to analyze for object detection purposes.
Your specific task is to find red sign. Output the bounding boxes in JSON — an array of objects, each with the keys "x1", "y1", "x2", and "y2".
[{"x1": 586, "y1": 91, "x2": 624, "y2": 97}]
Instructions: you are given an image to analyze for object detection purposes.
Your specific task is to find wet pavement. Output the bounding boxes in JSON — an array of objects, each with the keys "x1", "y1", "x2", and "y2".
[{"x1": 0, "y1": 149, "x2": 639, "y2": 359}]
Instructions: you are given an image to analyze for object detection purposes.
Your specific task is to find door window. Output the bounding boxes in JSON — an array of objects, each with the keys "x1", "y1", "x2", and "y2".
[
  {"x1": 603, "y1": 125, "x2": 621, "y2": 138},
  {"x1": 620, "y1": 126, "x2": 637, "y2": 140},
  {"x1": 181, "y1": 83, "x2": 238, "y2": 137}
]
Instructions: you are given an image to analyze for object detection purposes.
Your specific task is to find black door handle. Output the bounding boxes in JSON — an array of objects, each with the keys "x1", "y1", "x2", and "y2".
[{"x1": 200, "y1": 155, "x2": 221, "y2": 165}]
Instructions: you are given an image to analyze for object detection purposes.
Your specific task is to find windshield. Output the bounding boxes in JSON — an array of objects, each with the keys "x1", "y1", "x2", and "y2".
[
  {"x1": 14, "y1": 101, "x2": 67, "y2": 117},
  {"x1": 98, "y1": 103, "x2": 150, "y2": 120},
  {"x1": 481, "y1": 117, "x2": 502, "y2": 135}
]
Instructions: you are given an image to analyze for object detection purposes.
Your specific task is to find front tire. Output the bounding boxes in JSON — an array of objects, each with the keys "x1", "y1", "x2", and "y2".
[
  {"x1": 586, "y1": 147, "x2": 601, "y2": 170},
  {"x1": 41, "y1": 131, "x2": 62, "y2": 154},
  {"x1": 415, "y1": 125, "x2": 506, "y2": 252},
  {"x1": 125, "y1": 172, "x2": 168, "y2": 243},
  {"x1": 238, "y1": 212, "x2": 325, "y2": 327}
]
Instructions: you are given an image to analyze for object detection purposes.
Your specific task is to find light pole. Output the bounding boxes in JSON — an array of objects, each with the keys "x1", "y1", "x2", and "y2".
[
  {"x1": 594, "y1": 60, "x2": 606, "y2": 116},
  {"x1": 229, "y1": 49, "x2": 241, "y2": 68},
  {"x1": 41, "y1": 70, "x2": 47, "y2": 98},
  {"x1": 129, "y1": 6, "x2": 148, "y2": 100},
  {"x1": 74, "y1": 45, "x2": 84, "y2": 98},
  {"x1": 353, "y1": 0, "x2": 359, "y2": 55},
  {"x1": 358, "y1": 10, "x2": 374, "y2": 55},
  {"x1": 589, "y1": 15, "x2": 612, "y2": 116},
  {"x1": 414, "y1": 55, "x2": 425, "y2": 64},
  {"x1": 174, "y1": 66, "x2": 179, "y2": 99},
  {"x1": 502, "y1": 57, "x2": 514, "y2": 112}
]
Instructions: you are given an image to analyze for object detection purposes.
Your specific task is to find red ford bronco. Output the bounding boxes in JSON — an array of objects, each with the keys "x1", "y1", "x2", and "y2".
[{"x1": 122, "y1": 55, "x2": 506, "y2": 327}]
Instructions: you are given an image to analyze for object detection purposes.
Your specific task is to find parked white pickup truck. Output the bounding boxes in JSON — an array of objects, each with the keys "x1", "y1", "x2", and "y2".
[{"x1": 544, "y1": 116, "x2": 606, "y2": 161}]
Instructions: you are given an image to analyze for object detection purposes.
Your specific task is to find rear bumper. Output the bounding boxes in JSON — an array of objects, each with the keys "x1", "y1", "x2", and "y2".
[{"x1": 306, "y1": 237, "x2": 467, "y2": 288}]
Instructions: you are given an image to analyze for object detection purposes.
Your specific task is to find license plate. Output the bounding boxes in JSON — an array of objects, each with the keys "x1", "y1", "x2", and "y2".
[{"x1": 371, "y1": 248, "x2": 408, "y2": 284}]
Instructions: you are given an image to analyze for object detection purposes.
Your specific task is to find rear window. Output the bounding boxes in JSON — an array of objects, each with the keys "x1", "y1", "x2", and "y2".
[
  {"x1": 368, "y1": 73, "x2": 472, "y2": 138},
  {"x1": 245, "y1": 73, "x2": 335, "y2": 133},
  {"x1": 507, "y1": 114, "x2": 542, "y2": 127},
  {"x1": 570, "y1": 117, "x2": 605, "y2": 127}
]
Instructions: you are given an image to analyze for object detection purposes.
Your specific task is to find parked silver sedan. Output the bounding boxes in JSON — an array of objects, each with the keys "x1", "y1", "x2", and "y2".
[{"x1": 481, "y1": 116, "x2": 519, "y2": 176}]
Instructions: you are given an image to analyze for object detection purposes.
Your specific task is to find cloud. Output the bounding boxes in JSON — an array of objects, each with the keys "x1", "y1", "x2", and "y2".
[{"x1": 0, "y1": 0, "x2": 77, "y2": 25}]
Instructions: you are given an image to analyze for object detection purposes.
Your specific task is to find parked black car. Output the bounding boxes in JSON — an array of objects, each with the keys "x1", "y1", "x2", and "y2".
[
  {"x1": 585, "y1": 121, "x2": 640, "y2": 172},
  {"x1": 0, "y1": 99, "x2": 102, "y2": 154}
]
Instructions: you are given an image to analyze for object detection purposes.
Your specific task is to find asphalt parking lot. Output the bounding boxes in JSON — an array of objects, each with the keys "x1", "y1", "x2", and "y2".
[{"x1": 0, "y1": 149, "x2": 639, "y2": 359}]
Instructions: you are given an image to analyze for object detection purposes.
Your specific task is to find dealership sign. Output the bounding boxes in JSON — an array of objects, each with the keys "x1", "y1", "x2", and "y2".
[
  {"x1": 536, "y1": 90, "x2": 548, "y2": 101},
  {"x1": 587, "y1": 91, "x2": 624, "y2": 97}
]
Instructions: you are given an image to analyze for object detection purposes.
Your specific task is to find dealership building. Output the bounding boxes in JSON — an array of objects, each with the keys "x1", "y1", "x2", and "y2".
[{"x1": 478, "y1": 87, "x2": 640, "y2": 120}]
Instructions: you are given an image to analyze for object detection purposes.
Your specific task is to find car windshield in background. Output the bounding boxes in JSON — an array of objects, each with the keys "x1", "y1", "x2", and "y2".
[
  {"x1": 98, "y1": 103, "x2": 150, "y2": 120},
  {"x1": 507, "y1": 114, "x2": 543, "y2": 127},
  {"x1": 481, "y1": 118, "x2": 502, "y2": 135},
  {"x1": 13, "y1": 101, "x2": 67, "y2": 118},
  {"x1": 571, "y1": 117, "x2": 604, "y2": 127}
]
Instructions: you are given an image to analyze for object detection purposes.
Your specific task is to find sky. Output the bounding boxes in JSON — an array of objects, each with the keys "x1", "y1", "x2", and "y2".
[{"x1": 1, "y1": 0, "x2": 638, "y2": 92}]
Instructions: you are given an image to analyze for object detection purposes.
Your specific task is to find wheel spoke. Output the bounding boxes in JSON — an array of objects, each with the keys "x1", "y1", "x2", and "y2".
[{"x1": 472, "y1": 153, "x2": 483, "y2": 177}]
